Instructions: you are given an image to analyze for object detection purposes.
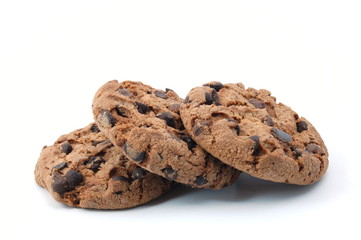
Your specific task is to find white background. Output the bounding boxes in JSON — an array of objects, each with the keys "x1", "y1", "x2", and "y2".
[{"x1": 1, "y1": 1, "x2": 360, "y2": 239}]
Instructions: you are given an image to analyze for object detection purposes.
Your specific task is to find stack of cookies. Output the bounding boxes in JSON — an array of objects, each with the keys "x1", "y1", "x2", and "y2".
[{"x1": 34, "y1": 81, "x2": 329, "y2": 209}]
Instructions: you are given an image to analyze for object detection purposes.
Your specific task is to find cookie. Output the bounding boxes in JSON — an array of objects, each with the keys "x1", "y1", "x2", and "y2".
[
  {"x1": 92, "y1": 80, "x2": 240, "y2": 189},
  {"x1": 34, "y1": 123, "x2": 173, "y2": 209},
  {"x1": 180, "y1": 82, "x2": 328, "y2": 185}
]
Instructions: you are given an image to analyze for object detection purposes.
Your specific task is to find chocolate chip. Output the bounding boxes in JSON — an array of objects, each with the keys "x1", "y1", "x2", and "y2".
[
  {"x1": 183, "y1": 95, "x2": 190, "y2": 103},
  {"x1": 291, "y1": 146, "x2": 302, "y2": 158},
  {"x1": 227, "y1": 118, "x2": 238, "y2": 123},
  {"x1": 91, "y1": 141, "x2": 101, "y2": 146},
  {"x1": 264, "y1": 115, "x2": 274, "y2": 126},
  {"x1": 204, "y1": 82, "x2": 224, "y2": 92},
  {"x1": 98, "y1": 110, "x2": 116, "y2": 128},
  {"x1": 180, "y1": 134, "x2": 197, "y2": 150},
  {"x1": 122, "y1": 142, "x2": 147, "y2": 163},
  {"x1": 205, "y1": 92, "x2": 213, "y2": 105},
  {"x1": 226, "y1": 119, "x2": 240, "y2": 135},
  {"x1": 112, "y1": 175, "x2": 130, "y2": 182},
  {"x1": 306, "y1": 143, "x2": 321, "y2": 155},
  {"x1": 211, "y1": 90, "x2": 221, "y2": 106},
  {"x1": 296, "y1": 121, "x2": 308, "y2": 133},
  {"x1": 272, "y1": 128, "x2": 292, "y2": 143},
  {"x1": 162, "y1": 167, "x2": 178, "y2": 180},
  {"x1": 136, "y1": 101, "x2": 150, "y2": 114},
  {"x1": 154, "y1": 90, "x2": 168, "y2": 99},
  {"x1": 85, "y1": 156, "x2": 105, "y2": 173},
  {"x1": 168, "y1": 104, "x2": 180, "y2": 113},
  {"x1": 250, "y1": 136, "x2": 261, "y2": 156},
  {"x1": 53, "y1": 162, "x2": 68, "y2": 170},
  {"x1": 114, "y1": 191, "x2": 123, "y2": 195},
  {"x1": 131, "y1": 167, "x2": 146, "y2": 180},
  {"x1": 193, "y1": 125, "x2": 202, "y2": 136},
  {"x1": 165, "y1": 88, "x2": 174, "y2": 93},
  {"x1": 249, "y1": 98, "x2": 266, "y2": 109},
  {"x1": 118, "y1": 88, "x2": 133, "y2": 97},
  {"x1": 115, "y1": 106, "x2": 127, "y2": 117},
  {"x1": 234, "y1": 125, "x2": 240, "y2": 135},
  {"x1": 195, "y1": 176, "x2": 208, "y2": 186},
  {"x1": 157, "y1": 112, "x2": 176, "y2": 128},
  {"x1": 204, "y1": 90, "x2": 221, "y2": 105},
  {"x1": 84, "y1": 156, "x2": 96, "y2": 165},
  {"x1": 90, "y1": 124, "x2": 100, "y2": 133},
  {"x1": 65, "y1": 170, "x2": 83, "y2": 189},
  {"x1": 61, "y1": 141, "x2": 73, "y2": 155},
  {"x1": 51, "y1": 172, "x2": 69, "y2": 194}
]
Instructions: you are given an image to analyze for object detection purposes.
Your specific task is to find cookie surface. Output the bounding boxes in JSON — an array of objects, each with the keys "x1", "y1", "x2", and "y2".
[
  {"x1": 34, "y1": 123, "x2": 173, "y2": 209},
  {"x1": 92, "y1": 80, "x2": 240, "y2": 189},
  {"x1": 180, "y1": 82, "x2": 328, "y2": 185}
]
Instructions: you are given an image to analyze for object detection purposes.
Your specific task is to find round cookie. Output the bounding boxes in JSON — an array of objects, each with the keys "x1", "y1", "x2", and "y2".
[
  {"x1": 34, "y1": 123, "x2": 173, "y2": 209},
  {"x1": 180, "y1": 82, "x2": 328, "y2": 185},
  {"x1": 92, "y1": 80, "x2": 240, "y2": 189}
]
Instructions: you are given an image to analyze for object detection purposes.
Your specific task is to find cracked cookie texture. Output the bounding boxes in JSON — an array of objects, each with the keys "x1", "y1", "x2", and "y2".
[
  {"x1": 34, "y1": 123, "x2": 173, "y2": 209},
  {"x1": 180, "y1": 82, "x2": 329, "y2": 185},
  {"x1": 92, "y1": 80, "x2": 240, "y2": 189}
]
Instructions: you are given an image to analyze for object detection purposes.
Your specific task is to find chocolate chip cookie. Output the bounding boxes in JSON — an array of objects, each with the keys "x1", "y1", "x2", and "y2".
[
  {"x1": 92, "y1": 80, "x2": 240, "y2": 189},
  {"x1": 34, "y1": 123, "x2": 173, "y2": 209},
  {"x1": 180, "y1": 82, "x2": 328, "y2": 185}
]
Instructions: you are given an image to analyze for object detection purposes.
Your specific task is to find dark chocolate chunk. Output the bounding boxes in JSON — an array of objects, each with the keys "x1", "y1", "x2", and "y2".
[
  {"x1": 165, "y1": 88, "x2": 174, "y2": 93},
  {"x1": 90, "y1": 124, "x2": 100, "y2": 133},
  {"x1": 250, "y1": 136, "x2": 261, "y2": 156},
  {"x1": 136, "y1": 101, "x2": 150, "y2": 114},
  {"x1": 154, "y1": 90, "x2": 168, "y2": 99},
  {"x1": 306, "y1": 143, "x2": 321, "y2": 155},
  {"x1": 91, "y1": 141, "x2": 102, "y2": 146},
  {"x1": 168, "y1": 104, "x2": 180, "y2": 113},
  {"x1": 204, "y1": 92, "x2": 213, "y2": 105},
  {"x1": 180, "y1": 134, "x2": 197, "y2": 150},
  {"x1": 264, "y1": 115, "x2": 274, "y2": 126},
  {"x1": 195, "y1": 176, "x2": 208, "y2": 186},
  {"x1": 53, "y1": 162, "x2": 68, "y2": 170},
  {"x1": 226, "y1": 119, "x2": 240, "y2": 135},
  {"x1": 204, "y1": 82, "x2": 224, "y2": 92},
  {"x1": 183, "y1": 95, "x2": 190, "y2": 103},
  {"x1": 291, "y1": 146, "x2": 302, "y2": 158},
  {"x1": 131, "y1": 167, "x2": 146, "y2": 180},
  {"x1": 112, "y1": 175, "x2": 130, "y2": 182},
  {"x1": 234, "y1": 125, "x2": 240, "y2": 135},
  {"x1": 85, "y1": 156, "x2": 105, "y2": 173},
  {"x1": 249, "y1": 98, "x2": 266, "y2": 109},
  {"x1": 272, "y1": 128, "x2": 292, "y2": 143},
  {"x1": 84, "y1": 156, "x2": 96, "y2": 165},
  {"x1": 118, "y1": 88, "x2": 133, "y2": 97},
  {"x1": 114, "y1": 191, "x2": 123, "y2": 195},
  {"x1": 211, "y1": 89, "x2": 221, "y2": 106},
  {"x1": 205, "y1": 90, "x2": 221, "y2": 105},
  {"x1": 227, "y1": 118, "x2": 238, "y2": 123},
  {"x1": 65, "y1": 170, "x2": 83, "y2": 189},
  {"x1": 115, "y1": 106, "x2": 127, "y2": 117},
  {"x1": 296, "y1": 121, "x2": 308, "y2": 133},
  {"x1": 157, "y1": 112, "x2": 176, "y2": 128},
  {"x1": 98, "y1": 110, "x2": 116, "y2": 128},
  {"x1": 193, "y1": 125, "x2": 202, "y2": 136},
  {"x1": 51, "y1": 172, "x2": 69, "y2": 194},
  {"x1": 162, "y1": 167, "x2": 178, "y2": 181},
  {"x1": 61, "y1": 141, "x2": 73, "y2": 155},
  {"x1": 122, "y1": 142, "x2": 147, "y2": 163}
]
